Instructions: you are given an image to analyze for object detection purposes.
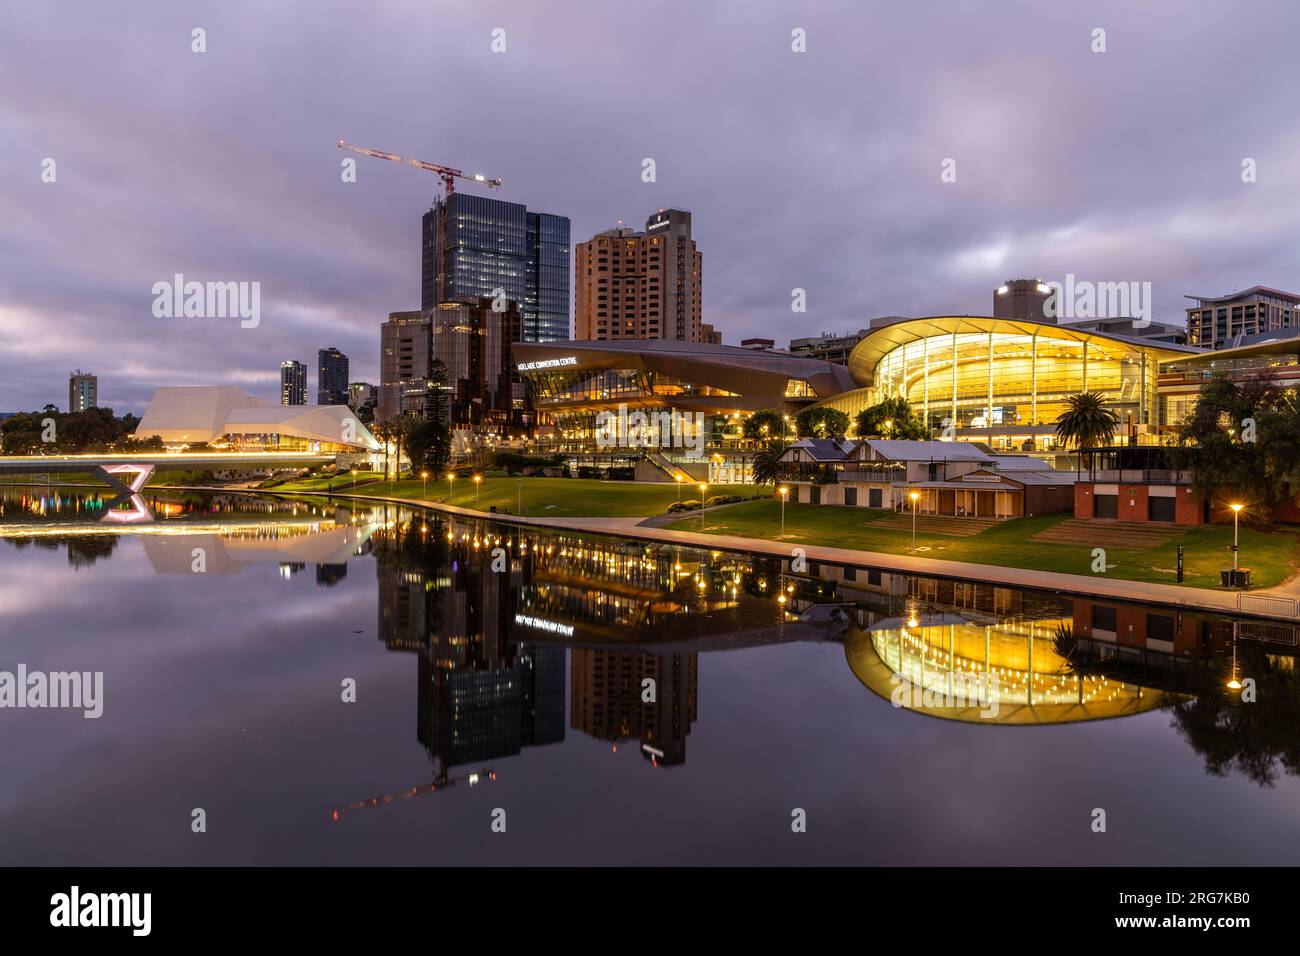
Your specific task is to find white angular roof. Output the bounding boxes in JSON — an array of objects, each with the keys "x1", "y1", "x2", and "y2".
[{"x1": 135, "y1": 386, "x2": 379, "y2": 450}]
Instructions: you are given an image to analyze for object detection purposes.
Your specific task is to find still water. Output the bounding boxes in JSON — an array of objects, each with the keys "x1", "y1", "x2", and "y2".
[{"x1": 2, "y1": 486, "x2": 1299, "y2": 865}]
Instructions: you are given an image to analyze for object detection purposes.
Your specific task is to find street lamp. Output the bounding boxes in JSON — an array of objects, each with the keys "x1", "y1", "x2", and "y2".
[
  {"x1": 782, "y1": 414, "x2": 790, "y2": 446},
  {"x1": 698, "y1": 483, "x2": 708, "y2": 531},
  {"x1": 517, "y1": 479, "x2": 523, "y2": 515},
  {"x1": 1230, "y1": 502, "x2": 1244, "y2": 572},
  {"x1": 909, "y1": 490, "x2": 921, "y2": 552},
  {"x1": 446, "y1": 472, "x2": 455, "y2": 503},
  {"x1": 473, "y1": 474, "x2": 482, "y2": 509},
  {"x1": 676, "y1": 474, "x2": 684, "y2": 503},
  {"x1": 421, "y1": 470, "x2": 428, "y2": 498},
  {"x1": 779, "y1": 485, "x2": 789, "y2": 538}
]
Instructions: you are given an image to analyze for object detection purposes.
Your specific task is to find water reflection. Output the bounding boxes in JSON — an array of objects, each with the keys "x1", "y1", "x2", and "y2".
[{"x1": 3, "y1": 486, "x2": 1299, "y2": 791}]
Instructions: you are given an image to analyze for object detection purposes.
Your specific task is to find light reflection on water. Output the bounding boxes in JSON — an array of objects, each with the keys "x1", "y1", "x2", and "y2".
[{"x1": 1, "y1": 486, "x2": 1299, "y2": 866}]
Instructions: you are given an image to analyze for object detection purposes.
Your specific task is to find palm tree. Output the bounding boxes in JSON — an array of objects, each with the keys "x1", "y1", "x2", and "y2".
[
  {"x1": 1054, "y1": 392, "x2": 1120, "y2": 450},
  {"x1": 751, "y1": 445, "x2": 782, "y2": 488}
]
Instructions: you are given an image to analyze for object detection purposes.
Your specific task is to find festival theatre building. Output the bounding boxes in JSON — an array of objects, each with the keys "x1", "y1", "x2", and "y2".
[{"x1": 514, "y1": 317, "x2": 1298, "y2": 477}]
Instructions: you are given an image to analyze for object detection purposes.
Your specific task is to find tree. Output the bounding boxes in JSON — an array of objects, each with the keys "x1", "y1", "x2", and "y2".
[
  {"x1": 1175, "y1": 371, "x2": 1297, "y2": 518},
  {"x1": 795, "y1": 406, "x2": 850, "y2": 439},
  {"x1": 406, "y1": 416, "x2": 452, "y2": 476},
  {"x1": 743, "y1": 409, "x2": 786, "y2": 446},
  {"x1": 855, "y1": 396, "x2": 928, "y2": 439},
  {"x1": 1053, "y1": 392, "x2": 1120, "y2": 450},
  {"x1": 751, "y1": 445, "x2": 782, "y2": 488}
]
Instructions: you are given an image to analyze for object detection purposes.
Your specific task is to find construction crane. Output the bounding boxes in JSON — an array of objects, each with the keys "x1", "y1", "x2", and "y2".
[{"x1": 337, "y1": 139, "x2": 502, "y2": 198}]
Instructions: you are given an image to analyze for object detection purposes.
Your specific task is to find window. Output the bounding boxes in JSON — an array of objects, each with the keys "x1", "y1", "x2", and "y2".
[
  {"x1": 868, "y1": 488, "x2": 883, "y2": 508},
  {"x1": 844, "y1": 487, "x2": 857, "y2": 506},
  {"x1": 1146, "y1": 613, "x2": 1175, "y2": 642},
  {"x1": 1092, "y1": 605, "x2": 1118, "y2": 631}
]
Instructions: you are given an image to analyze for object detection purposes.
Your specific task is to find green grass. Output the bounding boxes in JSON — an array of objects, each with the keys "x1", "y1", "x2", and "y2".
[
  {"x1": 1, "y1": 469, "x2": 208, "y2": 487},
  {"x1": 664, "y1": 500, "x2": 1300, "y2": 589},
  {"x1": 278, "y1": 476, "x2": 755, "y2": 518},
  {"x1": 270, "y1": 471, "x2": 383, "y2": 492}
]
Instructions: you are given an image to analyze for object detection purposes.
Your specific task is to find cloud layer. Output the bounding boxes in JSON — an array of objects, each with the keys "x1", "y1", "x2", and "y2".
[{"x1": 2, "y1": 0, "x2": 1298, "y2": 413}]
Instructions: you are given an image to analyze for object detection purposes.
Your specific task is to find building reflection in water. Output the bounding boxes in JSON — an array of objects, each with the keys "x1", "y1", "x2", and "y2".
[{"x1": 4, "y1": 486, "x2": 1300, "y2": 787}]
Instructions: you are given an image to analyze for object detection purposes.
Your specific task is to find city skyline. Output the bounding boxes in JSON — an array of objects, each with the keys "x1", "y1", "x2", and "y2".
[{"x1": 4, "y1": 1, "x2": 1299, "y2": 418}]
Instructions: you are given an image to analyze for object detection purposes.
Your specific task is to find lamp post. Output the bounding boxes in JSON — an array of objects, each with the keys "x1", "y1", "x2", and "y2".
[
  {"x1": 517, "y1": 479, "x2": 523, "y2": 515},
  {"x1": 676, "y1": 474, "x2": 684, "y2": 503},
  {"x1": 782, "y1": 414, "x2": 790, "y2": 447},
  {"x1": 421, "y1": 470, "x2": 428, "y2": 498},
  {"x1": 779, "y1": 485, "x2": 789, "y2": 538},
  {"x1": 909, "y1": 490, "x2": 921, "y2": 552},
  {"x1": 1230, "y1": 502, "x2": 1244, "y2": 572},
  {"x1": 446, "y1": 472, "x2": 455, "y2": 504},
  {"x1": 473, "y1": 474, "x2": 482, "y2": 509},
  {"x1": 698, "y1": 483, "x2": 708, "y2": 531}
]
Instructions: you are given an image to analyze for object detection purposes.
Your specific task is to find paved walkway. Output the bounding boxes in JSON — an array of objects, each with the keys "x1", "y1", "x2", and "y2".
[{"x1": 245, "y1": 488, "x2": 1297, "y2": 622}]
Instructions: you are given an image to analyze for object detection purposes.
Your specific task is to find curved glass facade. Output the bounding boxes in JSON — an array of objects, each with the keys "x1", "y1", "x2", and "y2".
[{"x1": 869, "y1": 329, "x2": 1160, "y2": 449}]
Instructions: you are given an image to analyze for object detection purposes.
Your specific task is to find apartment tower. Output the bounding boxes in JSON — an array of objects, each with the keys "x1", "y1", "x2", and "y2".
[{"x1": 575, "y1": 209, "x2": 703, "y2": 342}]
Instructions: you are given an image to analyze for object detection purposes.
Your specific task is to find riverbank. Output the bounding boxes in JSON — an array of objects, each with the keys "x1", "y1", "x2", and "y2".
[
  {"x1": 7, "y1": 477, "x2": 1297, "y2": 620},
  {"x1": 245, "y1": 486, "x2": 1299, "y2": 622}
]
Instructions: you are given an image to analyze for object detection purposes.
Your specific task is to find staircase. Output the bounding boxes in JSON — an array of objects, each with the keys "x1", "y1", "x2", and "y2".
[
  {"x1": 644, "y1": 451, "x2": 702, "y2": 483},
  {"x1": 1030, "y1": 519, "x2": 1187, "y2": 549},
  {"x1": 872, "y1": 513, "x2": 1001, "y2": 537}
]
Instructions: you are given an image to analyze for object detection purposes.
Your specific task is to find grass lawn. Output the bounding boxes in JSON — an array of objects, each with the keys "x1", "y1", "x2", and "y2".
[
  {"x1": 664, "y1": 499, "x2": 1300, "y2": 590},
  {"x1": 275, "y1": 475, "x2": 756, "y2": 518},
  {"x1": 270, "y1": 471, "x2": 384, "y2": 492},
  {"x1": 1, "y1": 469, "x2": 208, "y2": 487}
]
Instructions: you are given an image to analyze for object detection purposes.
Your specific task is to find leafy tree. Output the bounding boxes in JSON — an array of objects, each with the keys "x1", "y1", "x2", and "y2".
[
  {"x1": 742, "y1": 409, "x2": 786, "y2": 446},
  {"x1": 1175, "y1": 371, "x2": 1296, "y2": 519},
  {"x1": 1, "y1": 407, "x2": 153, "y2": 455},
  {"x1": 1053, "y1": 392, "x2": 1120, "y2": 450},
  {"x1": 795, "y1": 406, "x2": 850, "y2": 439},
  {"x1": 406, "y1": 416, "x2": 452, "y2": 476},
  {"x1": 855, "y1": 397, "x2": 928, "y2": 439}
]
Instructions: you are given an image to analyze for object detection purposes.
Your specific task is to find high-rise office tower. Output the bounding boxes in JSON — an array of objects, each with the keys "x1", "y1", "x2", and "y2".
[
  {"x1": 575, "y1": 209, "x2": 703, "y2": 342},
  {"x1": 317, "y1": 347, "x2": 349, "y2": 406},
  {"x1": 378, "y1": 311, "x2": 433, "y2": 422},
  {"x1": 431, "y1": 297, "x2": 525, "y2": 431},
  {"x1": 421, "y1": 194, "x2": 570, "y2": 342},
  {"x1": 68, "y1": 370, "x2": 97, "y2": 412},
  {"x1": 280, "y1": 360, "x2": 307, "y2": 406}
]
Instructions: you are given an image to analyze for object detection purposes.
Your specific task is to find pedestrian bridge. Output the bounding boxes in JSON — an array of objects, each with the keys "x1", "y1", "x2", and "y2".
[{"x1": 0, "y1": 452, "x2": 338, "y2": 522}]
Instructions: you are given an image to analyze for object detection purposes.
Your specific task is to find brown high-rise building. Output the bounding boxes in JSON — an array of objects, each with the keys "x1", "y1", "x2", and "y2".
[
  {"x1": 575, "y1": 209, "x2": 703, "y2": 342},
  {"x1": 377, "y1": 310, "x2": 433, "y2": 422},
  {"x1": 377, "y1": 299, "x2": 527, "y2": 431}
]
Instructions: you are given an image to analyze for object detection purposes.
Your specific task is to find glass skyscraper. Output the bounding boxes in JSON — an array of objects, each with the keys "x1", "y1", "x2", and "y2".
[
  {"x1": 421, "y1": 194, "x2": 570, "y2": 342},
  {"x1": 317, "y1": 347, "x2": 349, "y2": 406},
  {"x1": 280, "y1": 360, "x2": 307, "y2": 406}
]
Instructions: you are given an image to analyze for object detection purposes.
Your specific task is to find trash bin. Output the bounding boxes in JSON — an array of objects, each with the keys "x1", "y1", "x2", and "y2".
[{"x1": 1220, "y1": 568, "x2": 1251, "y2": 588}]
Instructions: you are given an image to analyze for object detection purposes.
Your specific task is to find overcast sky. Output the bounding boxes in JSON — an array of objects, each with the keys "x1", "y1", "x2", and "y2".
[{"x1": 3, "y1": 0, "x2": 1299, "y2": 414}]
